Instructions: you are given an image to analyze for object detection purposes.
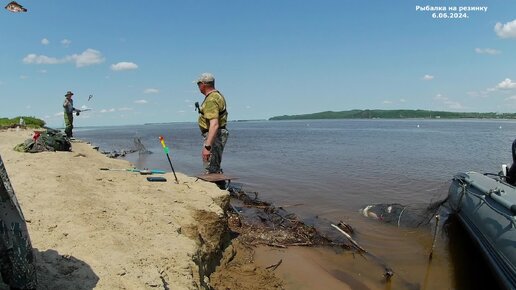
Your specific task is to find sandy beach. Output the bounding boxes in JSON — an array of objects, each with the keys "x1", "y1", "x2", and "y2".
[{"x1": 0, "y1": 129, "x2": 282, "y2": 290}]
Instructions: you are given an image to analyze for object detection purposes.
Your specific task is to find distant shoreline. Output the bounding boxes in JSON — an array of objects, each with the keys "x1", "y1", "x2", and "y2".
[
  {"x1": 269, "y1": 109, "x2": 516, "y2": 121},
  {"x1": 67, "y1": 118, "x2": 516, "y2": 130},
  {"x1": 143, "y1": 119, "x2": 268, "y2": 125},
  {"x1": 41, "y1": 116, "x2": 516, "y2": 130}
]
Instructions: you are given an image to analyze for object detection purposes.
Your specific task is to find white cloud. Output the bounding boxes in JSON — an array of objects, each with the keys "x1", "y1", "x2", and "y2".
[
  {"x1": 382, "y1": 100, "x2": 392, "y2": 104},
  {"x1": 445, "y1": 101, "x2": 463, "y2": 110},
  {"x1": 69, "y1": 49, "x2": 104, "y2": 67},
  {"x1": 61, "y1": 39, "x2": 71, "y2": 47},
  {"x1": 496, "y1": 78, "x2": 516, "y2": 90},
  {"x1": 422, "y1": 74, "x2": 434, "y2": 81},
  {"x1": 19, "y1": 75, "x2": 28, "y2": 80},
  {"x1": 22, "y1": 48, "x2": 104, "y2": 68},
  {"x1": 23, "y1": 54, "x2": 63, "y2": 65},
  {"x1": 39, "y1": 69, "x2": 47, "y2": 73},
  {"x1": 118, "y1": 107, "x2": 133, "y2": 111},
  {"x1": 434, "y1": 94, "x2": 445, "y2": 101},
  {"x1": 134, "y1": 99, "x2": 148, "y2": 104},
  {"x1": 144, "y1": 88, "x2": 159, "y2": 94},
  {"x1": 111, "y1": 62, "x2": 138, "y2": 71},
  {"x1": 475, "y1": 48, "x2": 501, "y2": 55},
  {"x1": 434, "y1": 94, "x2": 463, "y2": 109},
  {"x1": 469, "y1": 89, "x2": 494, "y2": 98},
  {"x1": 100, "y1": 108, "x2": 116, "y2": 113},
  {"x1": 54, "y1": 112, "x2": 64, "y2": 117},
  {"x1": 41, "y1": 38, "x2": 49, "y2": 45},
  {"x1": 504, "y1": 96, "x2": 516, "y2": 101},
  {"x1": 494, "y1": 19, "x2": 516, "y2": 38},
  {"x1": 399, "y1": 98, "x2": 406, "y2": 103}
]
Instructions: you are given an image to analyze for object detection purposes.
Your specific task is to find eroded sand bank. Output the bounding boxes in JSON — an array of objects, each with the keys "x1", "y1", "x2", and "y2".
[{"x1": 0, "y1": 129, "x2": 232, "y2": 289}]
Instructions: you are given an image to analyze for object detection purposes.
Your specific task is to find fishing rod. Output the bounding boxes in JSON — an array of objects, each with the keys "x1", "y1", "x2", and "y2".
[
  {"x1": 99, "y1": 168, "x2": 166, "y2": 174},
  {"x1": 75, "y1": 108, "x2": 91, "y2": 116},
  {"x1": 428, "y1": 214, "x2": 440, "y2": 260},
  {"x1": 159, "y1": 136, "x2": 179, "y2": 184},
  {"x1": 76, "y1": 95, "x2": 94, "y2": 115}
]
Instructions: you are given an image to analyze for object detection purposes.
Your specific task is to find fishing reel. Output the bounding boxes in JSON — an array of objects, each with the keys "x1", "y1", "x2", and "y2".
[{"x1": 194, "y1": 102, "x2": 200, "y2": 112}]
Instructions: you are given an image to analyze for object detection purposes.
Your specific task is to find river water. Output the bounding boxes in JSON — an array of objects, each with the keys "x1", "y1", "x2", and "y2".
[{"x1": 76, "y1": 119, "x2": 515, "y2": 289}]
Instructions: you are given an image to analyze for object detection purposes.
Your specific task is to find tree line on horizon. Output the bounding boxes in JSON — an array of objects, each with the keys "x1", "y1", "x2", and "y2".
[
  {"x1": 0, "y1": 116, "x2": 45, "y2": 129},
  {"x1": 269, "y1": 109, "x2": 516, "y2": 121}
]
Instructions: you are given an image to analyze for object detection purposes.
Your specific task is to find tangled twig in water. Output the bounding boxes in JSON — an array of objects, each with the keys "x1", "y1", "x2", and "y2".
[{"x1": 227, "y1": 186, "x2": 350, "y2": 249}]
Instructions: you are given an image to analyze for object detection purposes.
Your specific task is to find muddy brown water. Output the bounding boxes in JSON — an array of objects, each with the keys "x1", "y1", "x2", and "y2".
[
  {"x1": 76, "y1": 119, "x2": 513, "y2": 289},
  {"x1": 253, "y1": 213, "x2": 498, "y2": 290}
]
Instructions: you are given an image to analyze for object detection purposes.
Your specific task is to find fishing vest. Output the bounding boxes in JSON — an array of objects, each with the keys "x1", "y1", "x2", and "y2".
[
  {"x1": 63, "y1": 98, "x2": 74, "y2": 114},
  {"x1": 198, "y1": 91, "x2": 228, "y2": 133}
]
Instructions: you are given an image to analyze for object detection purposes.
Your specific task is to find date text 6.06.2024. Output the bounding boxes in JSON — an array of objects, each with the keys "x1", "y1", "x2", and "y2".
[{"x1": 432, "y1": 12, "x2": 469, "y2": 19}]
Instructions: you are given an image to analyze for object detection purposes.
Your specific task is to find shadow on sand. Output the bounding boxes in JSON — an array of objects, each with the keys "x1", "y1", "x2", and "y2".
[
  {"x1": 34, "y1": 248, "x2": 99, "y2": 290},
  {"x1": 1, "y1": 248, "x2": 99, "y2": 290}
]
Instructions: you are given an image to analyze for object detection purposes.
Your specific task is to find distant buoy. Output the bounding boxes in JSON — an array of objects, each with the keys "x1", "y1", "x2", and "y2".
[
  {"x1": 417, "y1": 124, "x2": 420, "y2": 128},
  {"x1": 499, "y1": 126, "x2": 502, "y2": 129}
]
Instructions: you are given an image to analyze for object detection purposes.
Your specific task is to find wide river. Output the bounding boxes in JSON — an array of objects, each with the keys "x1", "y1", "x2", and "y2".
[{"x1": 76, "y1": 119, "x2": 515, "y2": 289}]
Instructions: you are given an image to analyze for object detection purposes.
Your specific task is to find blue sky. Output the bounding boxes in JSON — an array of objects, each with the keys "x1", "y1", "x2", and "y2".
[{"x1": 0, "y1": 0, "x2": 515, "y2": 127}]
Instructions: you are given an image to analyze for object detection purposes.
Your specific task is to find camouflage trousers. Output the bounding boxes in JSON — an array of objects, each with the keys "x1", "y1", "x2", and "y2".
[
  {"x1": 203, "y1": 128, "x2": 229, "y2": 173},
  {"x1": 64, "y1": 113, "x2": 74, "y2": 138}
]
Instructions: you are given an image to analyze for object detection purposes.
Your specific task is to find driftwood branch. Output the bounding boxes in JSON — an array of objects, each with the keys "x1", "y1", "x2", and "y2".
[
  {"x1": 330, "y1": 223, "x2": 367, "y2": 254},
  {"x1": 264, "y1": 243, "x2": 287, "y2": 248},
  {"x1": 278, "y1": 203, "x2": 304, "y2": 209},
  {"x1": 265, "y1": 259, "x2": 283, "y2": 271}
]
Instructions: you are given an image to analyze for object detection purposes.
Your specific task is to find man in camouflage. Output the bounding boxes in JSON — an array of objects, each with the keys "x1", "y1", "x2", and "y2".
[
  {"x1": 195, "y1": 73, "x2": 229, "y2": 174},
  {"x1": 63, "y1": 91, "x2": 81, "y2": 138},
  {"x1": 0, "y1": 154, "x2": 37, "y2": 289}
]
